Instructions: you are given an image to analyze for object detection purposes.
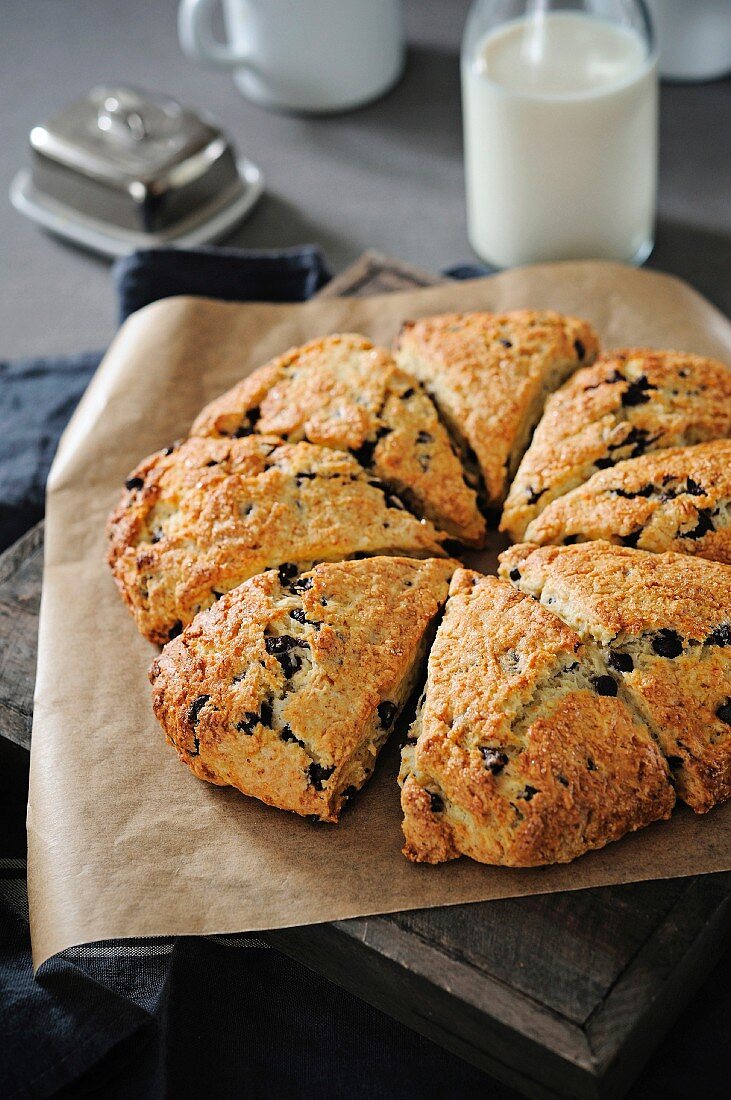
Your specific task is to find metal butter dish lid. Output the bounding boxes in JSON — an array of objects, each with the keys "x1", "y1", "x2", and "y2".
[{"x1": 10, "y1": 86, "x2": 263, "y2": 257}]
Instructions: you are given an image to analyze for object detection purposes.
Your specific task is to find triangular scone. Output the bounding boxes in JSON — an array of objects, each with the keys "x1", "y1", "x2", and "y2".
[
  {"x1": 523, "y1": 441, "x2": 731, "y2": 563},
  {"x1": 500, "y1": 542, "x2": 731, "y2": 813},
  {"x1": 399, "y1": 571, "x2": 674, "y2": 866},
  {"x1": 191, "y1": 334, "x2": 485, "y2": 546},
  {"x1": 502, "y1": 349, "x2": 731, "y2": 541},
  {"x1": 150, "y1": 557, "x2": 456, "y2": 822},
  {"x1": 107, "y1": 435, "x2": 447, "y2": 644},
  {"x1": 393, "y1": 311, "x2": 598, "y2": 512}
]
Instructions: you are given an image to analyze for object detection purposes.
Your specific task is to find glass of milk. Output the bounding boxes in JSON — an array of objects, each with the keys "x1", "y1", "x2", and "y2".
[{"x1": 462, "y1": 0, "x2": 658, "y2": 268}]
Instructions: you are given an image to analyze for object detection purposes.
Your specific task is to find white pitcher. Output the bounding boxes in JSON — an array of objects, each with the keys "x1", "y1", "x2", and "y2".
[{"x1": 178, "y1": 0, "x2": 405, "y2": 114}]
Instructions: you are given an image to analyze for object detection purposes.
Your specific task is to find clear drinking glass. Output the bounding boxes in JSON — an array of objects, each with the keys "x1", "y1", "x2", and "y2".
[{"x1": 461, "y1": 0, "x2": 658, "y2": 268}]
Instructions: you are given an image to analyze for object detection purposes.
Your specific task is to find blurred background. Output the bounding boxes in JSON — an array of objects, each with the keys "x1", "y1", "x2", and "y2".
[{"x1": 1, "y1": 0, "x2": 729, "y2": 357}]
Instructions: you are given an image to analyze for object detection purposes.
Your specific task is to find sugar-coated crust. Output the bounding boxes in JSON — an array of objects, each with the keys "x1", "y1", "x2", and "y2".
[
  {"x1": 523, "y1": 440, "x2": 731, "y2": 563},
  {"x1": 393, "y1": 311, "x2": 598, "y2": 510},
  {"x1": 150, "y1": 557, "x2": 455, "y2": 821},
  {"x1": 502, "y1": 349, "x2": 731, "y2": 540},
  {"x1": 400, "y1": 571, "x2": 674, "y2": 865},
  {"x1": 499, "y1": 542, "x2": 731, "y2": 812},
  {"x1": 107, "y1": 435, "x2": 447, "y2": 644},
  {"x1": 191, "y1": 334, "x2": 485, "y2": 546}
]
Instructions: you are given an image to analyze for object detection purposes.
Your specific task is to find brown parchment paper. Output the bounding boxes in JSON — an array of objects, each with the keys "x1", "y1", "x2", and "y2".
[{"x1": 28, "y1": 261, "x2": 731, "y2": 968}]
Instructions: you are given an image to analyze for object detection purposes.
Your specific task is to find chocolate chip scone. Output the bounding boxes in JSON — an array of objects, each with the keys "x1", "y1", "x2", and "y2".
[
  {"x1": 500, "y1": 542, "x2": 731, "y2": 813},
  {"x1": 150, "y1": 556, "x2": 456, "y2": 821},
  {"x1": 522, "y1": 441, "x2": 731, "y2": 563},
  {"x1": 392, "y1": 311, "x2": 598, "y2": 512},
  {"x1": 191, "y1": 333, "x2": 485, "y2": 546},
  {"x1": 107, "y1": 435, "x2": 447, "y2": 644},
  {"x1": 399, "y1": 571, "x2": 674, "y2": 866},
  {"x1": 501, "y1": 349, "x2": 731, "y2": 541}
]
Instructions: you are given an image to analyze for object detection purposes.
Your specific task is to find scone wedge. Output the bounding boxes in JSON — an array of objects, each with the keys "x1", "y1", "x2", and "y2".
[
  {"x1": 500, "y1": 542, "x2": 731, "y2": 813},
  {"x1": 502, "y1": 349, "x2": 731, "y2": 541},
  {"x1": 523, "y1": 440, "x2": 731, "y2": 563},
  {"x1": 393, "y1": 310, "x2": 598, "y2": 512},
  {"x1": 400, "y1": 570, "x2": 674, "y2": 866},
  {"x1": 150, "y1": 556, "x2": 456, "y2": 822},
  {"x1": 191, "y1": 333, "x2": 485, "y2": 546},
  {"x1": 108, "y1": 435, "x2": 447, "y2": 644}
]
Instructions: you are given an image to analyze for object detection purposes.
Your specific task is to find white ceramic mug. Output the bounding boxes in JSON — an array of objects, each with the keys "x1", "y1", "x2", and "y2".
[{"x1": 178, "y1": 0, "x2": 405, "y2": 114}]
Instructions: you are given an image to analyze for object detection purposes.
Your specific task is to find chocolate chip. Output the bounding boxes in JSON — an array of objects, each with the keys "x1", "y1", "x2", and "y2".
[
  {"x1": 167, "y1": 621, "x2": 183, "y2": 641},
  {"x1": 621, "y1": 529, "x2": 642, "y2": 548},
  {"x1": 295, "y1": 472, "x2": 317, "y2": 486},
  {"x1": 621, "y1": 375, "x2": 656, "y2": 407},
  {"x1": 188, "y1": 695, "x2": 210, "y2": 727},
  {"x1": 594, "y1": 457, "x2": 614, "y2": 470},
  {"x1": 509, "y1": 567, "x2": 521, "y2": 582},
  {"x1": 587, "y1": 757, "x2": 598, "y2": 771},
  {"x1": 562, "y1": 533, "x2": 579, "y2": 545},
  {"x1": 574, "y1": 338, "x2": 586, "y2": 361},
  {"x1": 520, "y1": 785, "x2": 539, "y2": 801},
  {"x1": 308, "y1": 762, "x2": 335, "y2": 791},
  {"x1": 277, "y1": 563, "x2": 298, "y2": 584},
  {"x1": 680, "y1": 509, "x2": 715, "y2": 541},
  {"x1": 280, "y1": 725, "x2": 304, "y2": 746},
  {"x1": 265, "y1": 634, "x2": 307, "y2": 677},
  {"x1": 499, "y1": 338, "x2": 513, "y2": 349},
  {"x1": 320, "y1": 596, "x2": 328, "y2": 606},
  {"x1": 236, "y1": 711, "x2": 260, "y2": 734},
  {"x1": 125, "y1": 476, "x2": 144, "y2": 491},
  {"x1": 525, "y1": 486, "x2": 545, "y2": 505},
  {"x1": 290, "y1": 577, "x2": 313, "y2": 594},
  {"x1": 609, "y1": 651, "x2": 634, "y2": 673},
  {"x1": 151, "y1": 528, "x2": 163, "y2": 544},
  {"x1": 416, "y1": 430, "x2": 433, "y2": 444},
  {"x1": 666, "y1": 755, "x2": 684, "y2": 769},
  {"x1": 259, "y1": 700, "x2": 273, "y2": 727},
  {"x1": 480, "y1": 748, "x2": 508, "y2": 774},
  {"x1": 651, "y1": 630, "x2": 683, "y2": 659},
  {"x1": 557, "y1": 774, "x2": 569, "y2": 787},
  {"x1": 234, "y1": 406, "x2": 261, "y2": 437},
  {"x1": 614, "y1": 484, "x2": 655, "y2": 499},
  {"x1": 707, "y1": 623, "x2": 731, "y2": 647},
  {"x1": 716, "y1": 700, "x2": 731, "y2": 725},
  {"x1": 684, "y1": 477, "x2": 704, "y2": 496},
  {"x1": 401, "y1": 388, "x2": 415, "y2": 399},
  {"x1": 290, "y1": 608, "x2": 307, "y2": 624},
  {"x1": 428, "y1": 791, "x2": 444, "y2": 813},
  {"x1": 592, "y1": 675, "x2": 618, "y2": 697},
  {"x1": 234, "y1": 424, "x2": 253, "y2": 438},
  {"x1": 377, "y1": 701, "x2": 398, "y2": 729}
]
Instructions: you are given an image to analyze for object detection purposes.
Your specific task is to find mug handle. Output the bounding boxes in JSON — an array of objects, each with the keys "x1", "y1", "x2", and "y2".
[{"x1": 178, "y1": 0, "x2": 250, "y2": 69}]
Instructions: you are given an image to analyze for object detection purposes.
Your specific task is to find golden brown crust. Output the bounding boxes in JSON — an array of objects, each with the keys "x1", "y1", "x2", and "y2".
[
  {"x1": 400, "y1": 571, "x2": 674, "y2": 866},
  {"x1": 523, "y1": 441, "x2": 731, "y2": 563},
  {"x1": 150, "y1": 557, "x2": 456, "y2": 821},
  {"x1": 107, "y1": 435, "x2": 447, "y2": 644},
  {"x1": 393, "y1": 310, "x2": 598, "y2": 510},
  {"x1": 191, "y1": 333, "x2": 486, "y2": 546},
  {"x1": 502, "y1": 349, "x2": 731, "y2": 540},
  {"x1": 499, "y1": 542, "x2": 731, "y2": 812}
]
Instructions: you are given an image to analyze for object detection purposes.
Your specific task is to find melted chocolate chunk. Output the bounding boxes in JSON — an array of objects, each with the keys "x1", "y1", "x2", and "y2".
[
  {"x1": 592, "y1": 675, "x2": 618, "y2": 697},
  {"x1": 556, "y1": 774, "x2": 569, "y2": 787},
  {"x1": 188, "y1": 695, "x2": 210, "y2": 727},
  {"x1": 594, "y1": 456, "x2": 614, "y2": 470},
  {"x1": 265, "y1": 634, "x2": 307, "y2": 678},
  {"x1": 401, "y1": 388, "x2": 415, "y2": 400},
  {"x1": 280, "y1": 725, "x2": 305, "y2": 746},
  {"x1": 277, "y1": 562, "x2": 298, "y2": 584},
  {"x1": 480, "y1": 748, "x2": 509, "y2": 774},
  {"x1": 416, "y1": 430, "x2": 433, "y2": 444},
  {"x1": 295, "y1": 472, "x2": 317, "y2": 486},
  {"x1": 574, "y1": 338, "x2": 586, "y2": 361},
  {"x1": 666, "y1": 755, "x2": 684, "y2": 770},
  {"x1": 621, "y1": 529, "x2": 642, "y2": 548},
  {"x1": 609, "y1": 651, "x2": 634, "y2": 673},
  {"x1": 308, "y1": 762, "x2": 335, "y2": 791},
  {"x1": 684, "y1": 477, "x2": 704, "y2": 496},
  {"x1": 125, "y1": 476, "x2": 144, "y2": 491},
  {"x1": 499, "y1": 338, "x2": 513, "y2": 349},
  {"x1": 680, "y1": 509, "x2": 715, "y2": 541},
  {"x1": 587, "y1": 757, "x2": 598, "y2": 771},
  {"x1": 428, "y1": 791, "x2": 444, "y2": 813},
  {"x1": 525, "y1": 485, "x2": 545, "y2": 505},
  {"x1": 290, "y1": 576, "x2": 313, "y2": 594},
  {"x1": 259, "y1": 700, "x2": 273, "y2": 727},
  {"x1": 234, "y1": 407, "x2": 260, "y2": 437},
  {"x1": 716, "y1": 700, "x2": 731, "y2": 724},
  {"x1": 707, "y1": 623, "x2": 731, "y2": 648},
  {"x1": 651, "y1": 629, "x2": 684, "y2": 659},
  {"x1": 520, "y1": 785, "x2": 539, "y2": 801},
  {"x1": 167, "y1": 621, "x2": 183, "y2": 641},
  {"x1": 290, "y1": 608, "x2": 307, "y2": 624},
  {"x1": 350, "y1": 426, "x2": 392, "y2": 468},
  {"x1": 621, "y1": 375, "x2": 656, "y2": 407},
  {"x1": 377, "y1": 701, "x2": 398, "y2": 729},
  {"x1": 236, "y1": 712, "x2": 260, "y2": 734},
  {"x1": 509, "y1": 567, "x2": 521, "y2": 582},
  {"x1": 613, "y1": 484, "x2": 655, "y2": 499},
  {"x1": 563, "y1": 534, "x2": 580, "y2": 545}
]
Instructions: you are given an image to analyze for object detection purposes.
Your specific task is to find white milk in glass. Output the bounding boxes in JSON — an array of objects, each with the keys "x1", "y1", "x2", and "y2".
[{"x1": 462, "y1": 13, "x2": 658, "y2": 267}]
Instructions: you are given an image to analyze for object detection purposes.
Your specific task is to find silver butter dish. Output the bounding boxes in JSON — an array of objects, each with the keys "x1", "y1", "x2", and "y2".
[{"x1": 10, "y1": 86, "x2": 263, "y2": 257}]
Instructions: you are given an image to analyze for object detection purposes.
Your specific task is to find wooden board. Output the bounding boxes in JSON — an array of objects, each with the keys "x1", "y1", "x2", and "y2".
[{"x1": 1, "y1": 251, "x2": 729, "y2": 1100}]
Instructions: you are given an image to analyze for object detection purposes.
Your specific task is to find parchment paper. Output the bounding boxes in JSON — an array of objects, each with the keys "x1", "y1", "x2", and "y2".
[{"x1": 28, "y1": 261, "x2": 731, "y2": 968}]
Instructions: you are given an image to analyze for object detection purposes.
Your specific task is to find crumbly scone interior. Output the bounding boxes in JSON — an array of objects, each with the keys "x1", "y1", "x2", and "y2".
[
  {"x1": 499, "y1": 544, "x2": 731, "y2": 812},
  {"x1": 399, "y1": 573, "x2": 674, "y2": 866},
  {"x1": 501, "y1": 350, "x2": 731, "y2": 541}
]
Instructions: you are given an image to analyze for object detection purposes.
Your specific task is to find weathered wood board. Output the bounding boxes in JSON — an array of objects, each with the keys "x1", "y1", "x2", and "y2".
[{"x1": 0, "y1": 252, "x2": 728, "y2": 1100}]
